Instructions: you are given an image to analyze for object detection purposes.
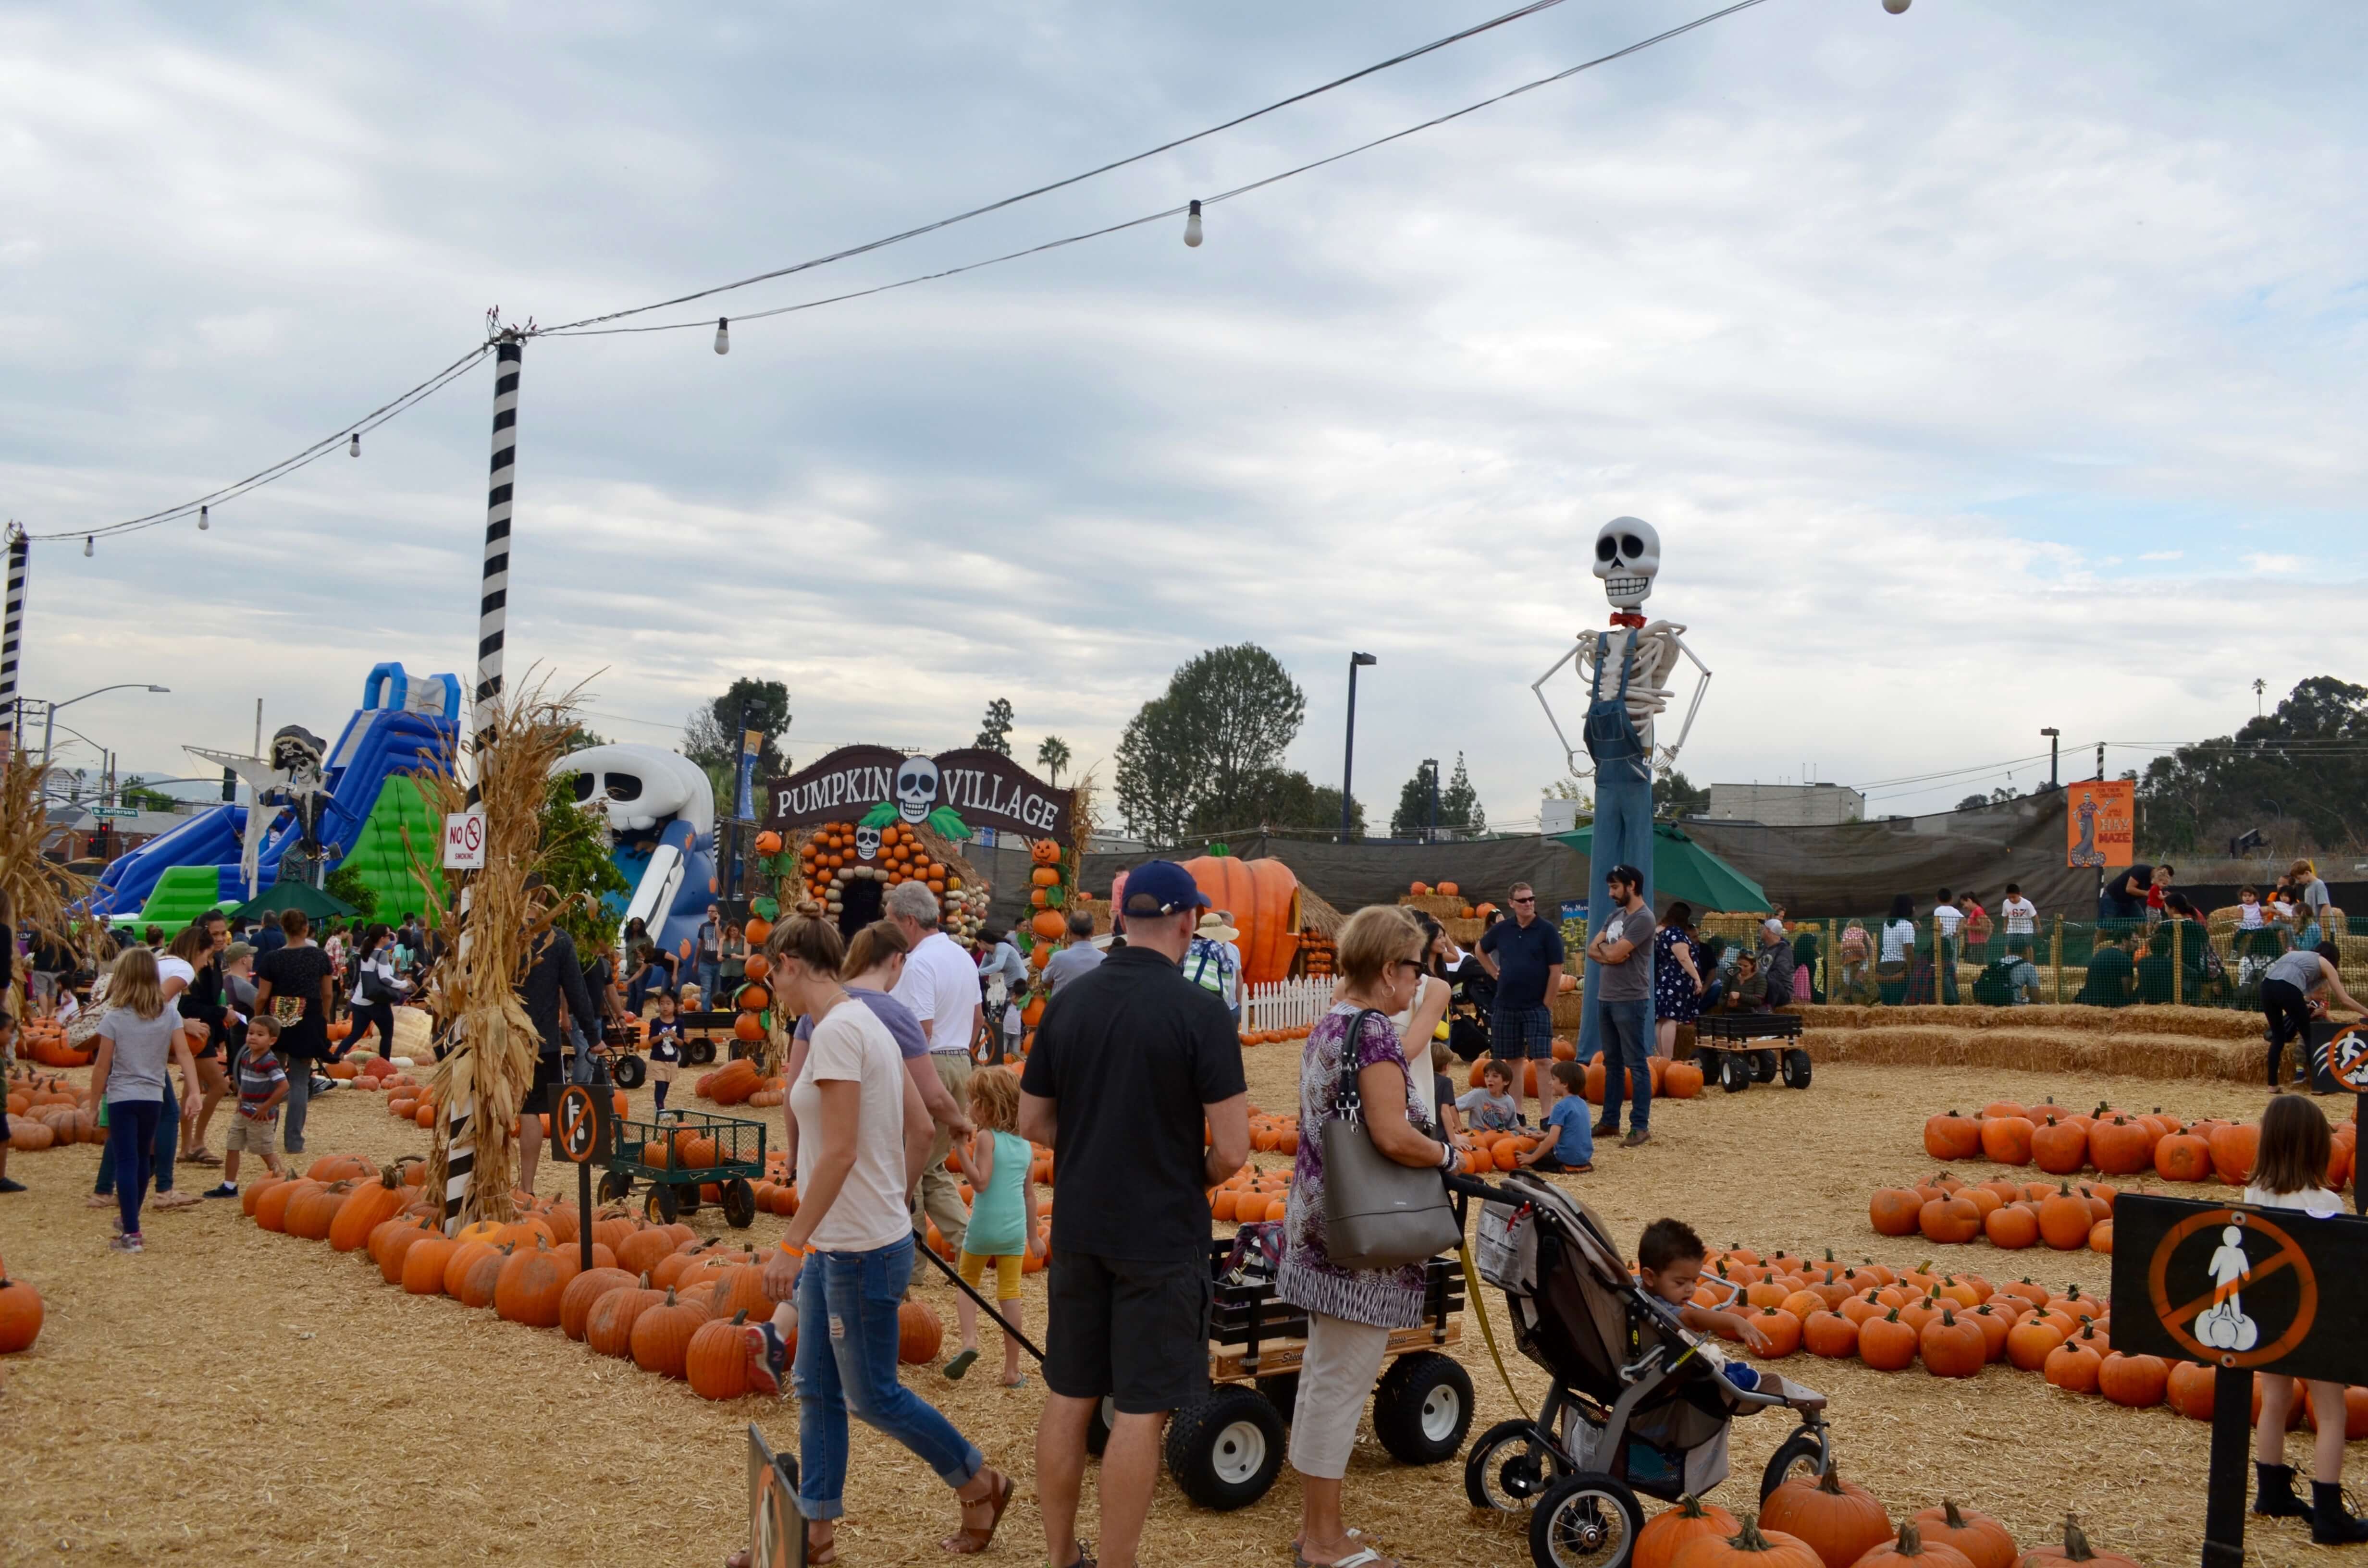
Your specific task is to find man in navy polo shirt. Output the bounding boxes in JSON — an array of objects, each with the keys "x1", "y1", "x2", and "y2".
[{"x1": 1476, "y1": 880, "x2": 1565, "y2": 1122}]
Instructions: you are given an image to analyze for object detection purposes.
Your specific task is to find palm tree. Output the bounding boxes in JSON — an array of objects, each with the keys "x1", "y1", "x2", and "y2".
[{"x1": 1036, "y1": 735, "x2": 1072, "y2": 786}]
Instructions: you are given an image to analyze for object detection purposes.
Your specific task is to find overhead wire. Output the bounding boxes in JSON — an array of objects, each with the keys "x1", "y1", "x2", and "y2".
[
  {"x1": 536, "y1": 0, "x2": 1583, "y2": 334},
  {"x1": 541, "y1": 0, "x2": 1775, "y2": 340}
]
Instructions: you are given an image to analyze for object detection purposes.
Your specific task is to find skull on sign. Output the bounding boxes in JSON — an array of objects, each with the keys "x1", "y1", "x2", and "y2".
[
  {"x1": 894, "y1": 755, "x2": 940, "y2": 825},
  {"x1": 853, "y1": 824, "x2": 881, "y2": 861}
]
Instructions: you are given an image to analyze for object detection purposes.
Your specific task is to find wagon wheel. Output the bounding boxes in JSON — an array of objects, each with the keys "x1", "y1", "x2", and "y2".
[
  {"x1": 1780, "y1": 1048, "x2": 1813, "y2": 1090},
  {"x1": 722, "y1": 1176, "x2": 757, "y2": 1228},
  {"x1": 611, "y1": 1053, "x2": 646, "y2": 1090},
  {"x1": 645, "y1": 1183, "x2": 679, "y2": 1225},
  {"x1": 1750, "y1": 1048, "x2": 1779, "y2": 1083},
  {"x1": 1718, "y1": 1054, "x2": 1753, "y2": 1093},
  {"x1": 688, "y1": 1037, "x2": 716, "y2": 1066},
  {"x1": 598, "y1": 1169, "x2": 633, "y2": 1204}
]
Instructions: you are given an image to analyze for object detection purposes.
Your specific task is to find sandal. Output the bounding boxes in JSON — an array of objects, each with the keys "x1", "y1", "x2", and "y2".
[
  {"x1": 1294, "y1": 1530, "x2": 1370, "y2": 1568},
  {"x1": 806, "y1": 1523, "x2": 838, "y2": 1566},
  {"x1": 1302, "y1": 1549, "x2": 1397, "y2": 1568},
  {"x1": 941, "y1": 1468, "x2": 1013, "y2": 1555}
]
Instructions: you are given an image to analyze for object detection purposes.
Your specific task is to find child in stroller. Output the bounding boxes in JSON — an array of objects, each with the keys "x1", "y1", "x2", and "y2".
[{"x1": 1455, "y1": 1171, "x2": 1836, "y2": 1568}]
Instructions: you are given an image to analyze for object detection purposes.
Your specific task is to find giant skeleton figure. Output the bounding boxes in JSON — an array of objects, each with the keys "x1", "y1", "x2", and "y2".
[
  {"x1": 1531, "y1": 518, "x2": 1711, "y2": 1070},
  {"x1": 185, "y1": 724, "x2": 333, "y2": 899}
]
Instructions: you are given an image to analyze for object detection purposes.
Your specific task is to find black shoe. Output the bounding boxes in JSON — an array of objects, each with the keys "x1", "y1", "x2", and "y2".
[
  {"x1": 2256, "y1": 1462, "x2": 2308, "y2": 1518},
  {"x1": 2313, "y1": 1481, "x2": 2368, "y2": 1544},
  {"x1": 1590, "y1": 1121, "x2": 1618, "y2": 1138},
  {"x1": 0, "y1": 1176, "x2": 25, "y2": 1194},
  {"x1": 203, "y1": 1182, "x2": 239, "y2": 1199}
]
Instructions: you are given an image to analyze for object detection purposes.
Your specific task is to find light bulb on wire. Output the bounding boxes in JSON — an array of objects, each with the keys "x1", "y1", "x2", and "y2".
[
  {"x1": 348, "y1": 432, "x2": 360, "y2": 457},
  {"x1": 83, "y1": 536, "x2": 93, "y2": 557},
  {"x1": 1882, "y1": 0, "x2": 1910, "y2": 12},
  {"x1": 198, "y1": 504, "x2": 209, "y2": 532},
  {"x1": 714, "y1": 317, "x2": 730, "y2": 355},
  {"x1": 1183, "y1": 199, "x2": 1204, "y2": 248}
]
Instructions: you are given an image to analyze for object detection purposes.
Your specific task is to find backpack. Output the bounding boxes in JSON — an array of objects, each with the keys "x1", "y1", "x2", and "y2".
[
  {"x1": 1839, "y1": 925, "x2": 1868, "y2": 962},
  {"x1": 1183, "y1": 938, "x2": 1235, "y2": 1000},
  {"x1": 1971, "y1": 959, "x2": 2017, "y2": 1006}
]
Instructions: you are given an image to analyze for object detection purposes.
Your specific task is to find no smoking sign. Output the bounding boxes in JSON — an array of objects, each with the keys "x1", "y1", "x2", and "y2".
[{"x1": 442, "y1": 807, "x2": 487, "y2": 870}]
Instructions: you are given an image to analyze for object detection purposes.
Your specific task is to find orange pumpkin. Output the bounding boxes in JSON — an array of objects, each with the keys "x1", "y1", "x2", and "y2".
[
  {"x1": 587, "y1": 1277, "x2": 667, "y2": 1358},
  {"x1": 1909, "y1": 1503, "x2": 2016, "y2": 1568},
  {"x1": 629, "y1": 1286, "x2": 709, "y2": 1378},
  {"x1": 1759, "y1": 1466, "x2": 1894, "y2": 1568},
  {"x1": 686, "y1": 1310, "x2": 754, "y2": 1400},
  {"x1": 1636, "y1": 1494, "x2": 1739, "y2": 1568},
  {"x1": 1176, "y1": 855, "x2": 1301, "y2": 984},
  {"x1": 559, "y1": 1267, "x2": 640, "y2": 1341},
  {"x1": 494, "y1": 1237, "x2": 580, "y2": 1327},
  {"x1": 0, "y1": 1274, "x2": 44, "y2": 1354},
  {"x1": 897, "y1": 1299, "x2": 944, "y2": 1364},
  {"x1": 1852, "y1": 1523, "x2": 1975, "y2": 1568},
  {"x1": 2016, "y1": 1519, "x2": 2141, "y2": 1568}
]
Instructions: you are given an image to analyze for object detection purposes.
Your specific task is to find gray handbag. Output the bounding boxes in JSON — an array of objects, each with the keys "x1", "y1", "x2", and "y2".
[{"x1": 1320, "y1": 1009, "x2": 1463, "y2": 1271}]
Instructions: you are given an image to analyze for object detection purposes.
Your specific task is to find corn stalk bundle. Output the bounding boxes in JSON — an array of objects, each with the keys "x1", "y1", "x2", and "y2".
[
  {"x1": 0, "y1": 753, "x2": 90, "y2": 1031},
  {"x1": 403, "y1": 674, "x2": 593, "y2": 1225}
]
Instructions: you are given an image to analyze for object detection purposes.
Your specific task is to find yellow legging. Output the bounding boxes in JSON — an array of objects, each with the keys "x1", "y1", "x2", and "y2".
[{"x1": 957, "y1": 1249, "x2": 1023, "y2": 1301}]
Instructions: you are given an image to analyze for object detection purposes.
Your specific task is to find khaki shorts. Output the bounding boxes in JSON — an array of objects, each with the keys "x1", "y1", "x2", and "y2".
[{"x1": 224, "y1": 1115, "x2": 281, "y2": 1154}]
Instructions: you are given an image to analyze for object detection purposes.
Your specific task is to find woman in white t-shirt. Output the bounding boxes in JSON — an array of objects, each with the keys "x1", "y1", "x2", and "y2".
[
  {"x1": 2244, "y1": 1094, "x2": 2368, "y2": 1540},
  {"x1": 752, "y1": 916, "x2": 1012, "y2": 1563}
]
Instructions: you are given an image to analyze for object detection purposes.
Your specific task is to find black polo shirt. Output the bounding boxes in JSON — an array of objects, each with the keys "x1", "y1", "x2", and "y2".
[
  {"x1": 1480, "y1": 914, "x2": 1566, "y2": 1010},
  {"x1": 1020, "y1": 945, "x2": 1245, "y2": 1264}
]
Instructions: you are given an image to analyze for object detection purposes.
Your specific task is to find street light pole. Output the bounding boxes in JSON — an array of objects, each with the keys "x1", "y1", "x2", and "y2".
[
  {"x1": 37, "y1": 682, "x2": 172, "y2": 766},
  {"x1": 1424, "y1": 756, "x2": 1439, "y2": 844},
  {"x1": 2040, "y1": 727, "x2": 2060, "y2": 790},
  {"x1": 1341, "y1": 652, "x2": 1377, "y2": 843}
]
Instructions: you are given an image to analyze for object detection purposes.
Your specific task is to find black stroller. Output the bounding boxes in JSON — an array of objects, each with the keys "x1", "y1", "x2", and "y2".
[{"x1": 1450, "y1": 1171, "x2": 1837, "y2": 1568}]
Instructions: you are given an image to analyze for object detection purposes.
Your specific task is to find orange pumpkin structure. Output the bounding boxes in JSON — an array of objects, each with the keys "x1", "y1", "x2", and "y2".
[
  {"x1": 1758, "y1": 1466, "x2": 1893, "y2": 1568},
  {"x1": 2096, "y1": 1351, "x2": 2167, "y2": 1408},
  {"x1": 687, "y1": 1310, "x2": 755, "y2": 1400},
  {"x1": 2042, "y1": 1329, "x2": 2104, "y2": 1394},
  {"x1": 1850, "y1": 1522, "x2": 1975, "y2": 1568},
  {"x1": 1634, "y1": 1494, "x2": 1738, "y2": 1568},
  {"x1": 0, "y1": 1274, "x2": 44, "y2": 1353},
  {"x1": 327, "y1": 1168, "x2": 407, "y2": 1252},
  {"x1": 2015, "y1": 1519, "x2": 2141, "y2": 1568},
  {"x1": 1869, "y1": 1188, "x2": 1923, "y2": 1237},
  {"x1": 1176, "y1": 855, "x2": 1302, "y2": 984},
  {"x1": 402, "y1": 1236, "x2": 464, "y2": 1295},
  {"x1": 1668, "y1": 1517, "x2": 1824, "y2": 1568},
  {"x1": 2164, "y1": 1358, "x2": 2217, "y2": 1421},
  {"x1": 1978, "y1": 1115, "x2": 2035, "y2": 1166},
  {"x1": 898, "y1": 1299, "x2": 944, "y2": 1364},
  {"x1": 1909, "y1": 1502, "x2": 2017, "y2": 1568}
]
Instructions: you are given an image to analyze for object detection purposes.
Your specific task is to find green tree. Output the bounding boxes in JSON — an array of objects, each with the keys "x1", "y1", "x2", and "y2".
[
  {"x1": 1389, "y1": 754, "x2": 1485, "y2": 839},
  {"x1": 1955, "y1": 794, "x2": 1988, "y2": 813},
  {"x1": 1653, "y1": 769, "x2": 1709, "y2": 819},
  {"x1": 539, "y1": 773, "x2": 630, "y2": 959},
  {"x1": 1186, "y1": 768, "x2": 1362, "y2": 838},
  {"x1": 561, "y1": 725, "x2": 609, "y2": 755},
  {"x1": 975, "y1": 698, "x2": 1015, "y2": 756},
  {"x1": 1114, "y1": 645, "x2": 1306, "y2": 843},
  {"x1": 2137, "y1": 676, "x2": 2368, "y2": 854},
  {"x1": 323, "y1": 864, "x2": 379, "y2": 919},
  {"x1": 684, "y1": 678, "x2": 791, "y2": 778},
  {"x1": 1036, "y1": 735, "x2": 1072, "y2": 785},
  {"x1": 118, "y1": 776, "x2": 176, "y2": 813}
]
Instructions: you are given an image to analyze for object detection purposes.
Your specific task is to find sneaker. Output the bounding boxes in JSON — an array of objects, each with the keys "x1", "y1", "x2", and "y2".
[
  {"x1": 1590, "y1": 1121, "x2": 1618, "y2": 1138},
  {"x1": 1621, "y1": 1129, "x2": 1652, "y2": 1147},
  {"x1": 204, "y1": 1182, "x2": 240, "y2": 1199},
  {"x1": 0, "y1": 1176, "x2": 26, "y2": 1194},
  {"x1": 109, "y1": 1231, "x2": 144, "y2": 1253},
  {"x1": 743, "y1": 1322, "x2": 789, "y2": 1397}
]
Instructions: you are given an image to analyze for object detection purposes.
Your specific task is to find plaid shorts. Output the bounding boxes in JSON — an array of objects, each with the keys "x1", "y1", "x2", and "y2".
[{"x1": 1491, "y1": 1004, "x2": 1556, "y2": 1060}]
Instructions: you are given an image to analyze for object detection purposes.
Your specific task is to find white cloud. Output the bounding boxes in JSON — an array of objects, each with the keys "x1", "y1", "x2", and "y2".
[{"x1": 2139, "y1": 550, "x2": 2183, "y2": 561}]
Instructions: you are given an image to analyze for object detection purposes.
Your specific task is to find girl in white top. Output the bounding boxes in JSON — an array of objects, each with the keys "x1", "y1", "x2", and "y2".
[
  {"x1": 1879, "y1": 895, "x2": 1917, "y2": 966},
  {"x1": 1394, "y1": 918, "x2": 1458, "y2": 1122},
  {"x1": 2245, "y1": 1093, "x2": 2368, "y2": 1540},
  {"x1": 749, "y1": 915, "x2": 1011, "y2": 1563}
]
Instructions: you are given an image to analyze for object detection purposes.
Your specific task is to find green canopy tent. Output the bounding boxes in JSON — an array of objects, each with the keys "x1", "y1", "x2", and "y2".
[
  {"x1": 1553, "y1": 821, "x2": 1771, "y2": 914},
  {"x1": 229, "y1": 879, "x2": 360, "y2": 925}
]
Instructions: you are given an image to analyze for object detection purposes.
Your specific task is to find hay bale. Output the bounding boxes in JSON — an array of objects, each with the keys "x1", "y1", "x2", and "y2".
[{"x1": 2106, "y1": 1007, "x2": 2259, "y2": 1043}]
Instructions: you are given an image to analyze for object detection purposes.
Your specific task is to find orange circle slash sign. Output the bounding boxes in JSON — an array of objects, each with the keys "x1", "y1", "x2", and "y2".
[
  {"x1": 2147, "y1": 1208, "x2": 2318, "y2": 1369},
  {"x1": 555, "y1": 1085, "x2": 600, "y2": 1164}
]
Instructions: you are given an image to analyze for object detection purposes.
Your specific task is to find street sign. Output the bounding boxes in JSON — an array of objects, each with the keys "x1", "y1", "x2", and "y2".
[
  {"x1": 89, "y1": 806, "x2": 138, "y2": 819},
  {"x1": 2113, "y1": 1193, "x2": 2368, "y2": 1566},
  {"x1": 441, "y1": 807, "x2": 486, "y2": 870}
]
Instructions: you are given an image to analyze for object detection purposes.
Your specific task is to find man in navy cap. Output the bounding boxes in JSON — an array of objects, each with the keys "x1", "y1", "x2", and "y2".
[{"x1": 1021, "y1": 859, "x2": 1249, "y2": 1568}]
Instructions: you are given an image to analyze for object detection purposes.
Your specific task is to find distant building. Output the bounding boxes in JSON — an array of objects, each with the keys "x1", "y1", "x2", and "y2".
[
  {"x1": 1706, "y1": 782, "x2": 1865, "y2": 827},
  {"x1": 1540, "y1": 797, "x2": 1584, "y2": 836}
]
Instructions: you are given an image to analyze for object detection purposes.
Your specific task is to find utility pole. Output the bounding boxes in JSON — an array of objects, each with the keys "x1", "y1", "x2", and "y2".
[
  {"x1": 1424, "y1": 757, "x2": 1439, "y2": 844},
  {"x1": 1340, "y1": 652, "x2": 1376, "y2": 843},
  {"x1": 2040, "y1": 727, "x2": 2060, "y2": 790}
]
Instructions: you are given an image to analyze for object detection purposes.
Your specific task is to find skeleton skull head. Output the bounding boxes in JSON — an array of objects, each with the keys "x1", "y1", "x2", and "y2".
[
  {"x1": 894, "y1": 755, "x2": 940, "y2": 825},
  {"x1": 549, "y1": 744, "x2": 716, "y2": 837},
  {"x1": 854, "y1": 824, "x2": 882, "y2": 861},
  {"x1": 1591, "y1": 516, "x2": 1661, "y2": 609}
]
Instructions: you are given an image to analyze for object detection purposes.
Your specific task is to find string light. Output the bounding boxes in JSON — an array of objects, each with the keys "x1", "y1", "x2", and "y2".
[
  {"x1": 198, "y1": 504, "x2": 209, "y2": 531},
  {"x1": 1184, "y1": 199, "x2": 1204, "y2": 248},
  {"x1": 1883, "y1": 0, "x2": 1911, "y2": 12},
  {"x1": 83, "y1": 537, "x2": 93, "y2": 557},
  {"x1": 348, "y1": 432, "x2": 360, "y2": 457},
  {"x1": 714, "y1": 317, "x2": 730, "y2": 355}
]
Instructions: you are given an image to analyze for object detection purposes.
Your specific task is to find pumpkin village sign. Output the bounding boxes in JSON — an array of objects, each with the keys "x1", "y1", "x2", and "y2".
[{"x1": 765, "y1": 745, "x2": 1075, "y2": 845}]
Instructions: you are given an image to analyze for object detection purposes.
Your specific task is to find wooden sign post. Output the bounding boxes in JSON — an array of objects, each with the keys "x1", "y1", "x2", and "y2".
[
  {"x1": 747, "y1": 1423, "x2": 807, "y2": 1567},
  {"x1": 2112, "y1": 1193, "x2": 2368, "y2": 1565}
]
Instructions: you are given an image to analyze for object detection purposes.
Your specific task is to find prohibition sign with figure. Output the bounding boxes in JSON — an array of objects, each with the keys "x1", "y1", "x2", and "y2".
[
  {"x1": 2146, "y1": 1208, "x2": 2317, "y2": 1369},
  {"x1": 554, "y1": 1084, "x2": 601, "y2": 1164}
]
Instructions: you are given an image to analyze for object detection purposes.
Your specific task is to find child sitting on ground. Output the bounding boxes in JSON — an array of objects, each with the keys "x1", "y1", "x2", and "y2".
[
  {"x1": 1456, "y1": 1059, "x2": 1524, "y2": 1132},
  {"x1": 645, "y1": 992, "x2": 683, "y2": 1113},
  {"x1": 1430, "y1": 1039, "x2": 1464, "y2": 1140},
  {"x1": 1515, "y1": 1060, "x2": 1593, "y2": 1174},
  {"x1": 204, "y1": 1014, "x2": 287, "y2": 1198},
  {"x1": 945, "y1": 1067, "x2": 1041, "y2": 1385},
  {"x1": 1636, "y1": 1217, "x2": 1775, "y2": 1355}
]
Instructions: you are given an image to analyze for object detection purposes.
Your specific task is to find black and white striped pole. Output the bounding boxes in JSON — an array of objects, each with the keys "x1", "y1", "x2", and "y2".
[
  {"x1": 0, "y1": 525, "x2": 26, "y2": 757},
  {"x1": 445, "y1": 332, "x2": 522, "y2": 1232}
]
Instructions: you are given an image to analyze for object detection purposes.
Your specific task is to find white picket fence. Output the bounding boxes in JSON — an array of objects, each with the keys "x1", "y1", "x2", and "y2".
[{"x1": 1242, "y1": 976, "x2": 1333, "y2": 1036}]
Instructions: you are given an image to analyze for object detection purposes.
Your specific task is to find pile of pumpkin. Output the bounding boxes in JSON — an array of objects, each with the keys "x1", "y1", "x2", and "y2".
[
  {"x1": 1402, "y1": 881, "x2": 1496, "y2": 922},
  {"x1": 1240, "y1": 1023, "x2": 1311, "y2": 1049},
  {"x1": 694, "y1": 1056, "x2": 787, "y2": 1108},
  {"x1": 1299, "y1": 930, "x2": 1335, "y2": 979},
  {"x1": 1212, "y1": 1165, "x2": 1295, "y2": 1223},
  {"x1": 0, "y1": 1246, "x2": 43, "y2": 1358},
  {"x1": 1641, "y1": 1475, "x2": 2131, "y2": 1568},
  {"x1": 1870, "y1": 1175, "x2": 2118, "y2": 1253},
  {"x1": 1921, "y1": 1097, "x2": 2352, "y2": 1188},
  {"x1": 236, "y1": 1152, "x2": 942, "y2": 1398},
  {"x1": 791, "y1": 821, "x2": 987, "y2": 947},
  {"x1": 1694, "y1": 1243, "x2": 2368, "y2": 1434},
  {"x1": 1463, "y1": 1052, "x2": 1705, "y2": 1102},
  {"x1": 6, "y1": 1068, "x2": 99, "y2": 1151},
  {"x1": 15, "y1": 1016, "x2": 91, "y2": 1068}
]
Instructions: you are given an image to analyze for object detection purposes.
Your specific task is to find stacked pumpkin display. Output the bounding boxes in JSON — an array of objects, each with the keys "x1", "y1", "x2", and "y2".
[
  {"x1": 1021, "y1": 835, "x2": 1073, "y2": 999},
  {"x1": 1920, "y1": 1097, "x2": 2337, "y2": 1191},
  {"x1": 5, "y1": 1068, "x2": 101, "y2": 1151},
  {"x1": 790, "y1": 821, "x2": 987, "y2": 947}
]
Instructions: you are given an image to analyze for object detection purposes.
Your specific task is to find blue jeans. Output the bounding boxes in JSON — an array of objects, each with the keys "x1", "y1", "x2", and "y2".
[
  {"x1": 96, "y1": 1079, "x2": 177, "y2": 1196},
  {"x1": 104, "y1": 1098, "x2": 164, "y2": 1235},
  {"x1": 345, "y1": 999, "x2": 396, "y2": 1056},
  {"x1": 695, "y1": 961, "x2": 720, "y2": 1004},
  {"x1": 794, "y1": 1234, "x2": 984, "y2": 1519},
  {"x1": 1593, "y1": 997, "x2": 1654, "y2": 1134}
]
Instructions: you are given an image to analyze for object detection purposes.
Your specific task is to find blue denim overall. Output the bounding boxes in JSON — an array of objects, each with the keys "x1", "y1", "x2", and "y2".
[{"x1": 1577, "y1": 631, "x2": 1658, "y2": 1130}]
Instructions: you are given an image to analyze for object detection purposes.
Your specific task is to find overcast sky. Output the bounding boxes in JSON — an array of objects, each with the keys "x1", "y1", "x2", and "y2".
[{"x1": 5, "y1": 1, "x2": 2363, "y2": 827}]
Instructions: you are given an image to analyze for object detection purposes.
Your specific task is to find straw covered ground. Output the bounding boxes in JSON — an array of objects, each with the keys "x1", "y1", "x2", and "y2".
[{"x1": 1, "y1": 1035, "x2": 2355, "y2": 1566}]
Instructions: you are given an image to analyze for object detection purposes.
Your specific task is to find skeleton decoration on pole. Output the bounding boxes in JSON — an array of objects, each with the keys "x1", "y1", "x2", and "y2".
[
  {"x1": 1531, "y1": 517, "x2": 1711, "y2": 1073},
  {"x1": 185, "y1": 723, "x2": 333, "y2": 901}
]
